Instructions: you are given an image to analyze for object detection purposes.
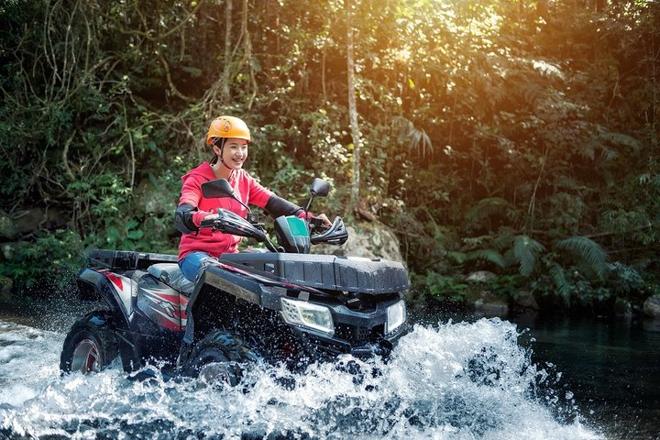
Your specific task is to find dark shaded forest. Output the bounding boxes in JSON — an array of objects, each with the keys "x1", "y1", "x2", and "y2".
[{"x1": 0, "y1": 0, "x2": 658, "y2": 314}]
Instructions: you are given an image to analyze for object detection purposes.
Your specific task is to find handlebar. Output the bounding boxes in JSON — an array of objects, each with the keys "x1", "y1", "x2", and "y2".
[
  {"x1": 199, "y1": 209, "x2": 278, "y2": 252},
  {"x1": 310, "y1": 216, "x2": 348, "y2": 245},
  {"x1": 307, "y1": 215, "x2": 328, "y2": 231},
  {"x1": 199, "y1": 209, "x2": 347, "y2": 251}
]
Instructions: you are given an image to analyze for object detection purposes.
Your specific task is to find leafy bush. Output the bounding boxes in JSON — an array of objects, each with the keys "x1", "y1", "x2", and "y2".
[{"x1": 0, "y1": 230, "x2": 84, "y2": 292}]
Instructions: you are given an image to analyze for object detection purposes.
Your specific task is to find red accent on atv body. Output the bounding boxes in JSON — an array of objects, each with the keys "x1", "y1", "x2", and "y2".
[{"x1": 104, "y1": 272, "x2": 124, "y2": 290}]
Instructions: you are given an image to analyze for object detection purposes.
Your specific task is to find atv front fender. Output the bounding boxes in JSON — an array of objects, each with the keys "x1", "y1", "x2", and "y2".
[
  {"x1": 76, "y1": 269, "x2": 143, "y2": 371},
  {"x1": 77, "y1": 269, "x2": 132, "y2": 329}
]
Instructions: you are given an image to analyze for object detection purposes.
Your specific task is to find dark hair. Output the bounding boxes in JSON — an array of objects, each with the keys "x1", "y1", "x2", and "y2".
[{"x1": 209, "y1": 137, "x2": 224, "y2": 165}]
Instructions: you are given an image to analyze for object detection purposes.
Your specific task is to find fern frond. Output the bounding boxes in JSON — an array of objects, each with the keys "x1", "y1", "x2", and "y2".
[
  {"x1": 503, "y1": 248, "x2": 516, "y2": 268},
  {"x1": 447, "y1": 251, "x2": 467, "y2": 264},
  {"x1": 492, "y1": 230, "x2": 515, "y2": 251},
  {"x1": 554, "y1": 236, "x2": 607, "y2": 278},
  {"x1": 465, "y1": 249, "x2": 506, "y2": 268},
  {"x1": 549, "y1": 263, "x2": 571, "y2": 305},
  {"x1": 600, "y1": 146, "x2": 619, "y2": 161},
  {"x1": 513, "y1": 235, "x2": 545, "y2": 276},
  {"x1": 599, "y1": 130, "x2": 641, "y2": 151},
  {"x1": 578, "y1": 142, "x2": 596, "y2": 160}
]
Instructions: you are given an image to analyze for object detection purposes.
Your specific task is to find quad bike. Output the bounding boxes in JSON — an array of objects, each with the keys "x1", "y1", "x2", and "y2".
[{"x1": 60, "y1": 178, "x2": 409, "y2": 383}]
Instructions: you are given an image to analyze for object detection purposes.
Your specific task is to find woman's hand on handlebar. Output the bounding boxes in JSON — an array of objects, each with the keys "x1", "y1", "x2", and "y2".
[
  {"x1": 315, "y1": 213, "x2": 332, "y2": 228},
  {"x1": 199, "y1": 212, "x2": 220, "y2": 229},
  {"x1": 309, "y1": 213, "x2": 332, "y2": 230}
]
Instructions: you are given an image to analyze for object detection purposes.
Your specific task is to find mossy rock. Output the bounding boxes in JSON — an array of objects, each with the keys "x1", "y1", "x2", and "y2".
[
  {"x1": 643, "y1": 295, "x2": 660, "y2": 318},
  {"x1": 0, "y1": 211, "x2": 17, "y2": 239},
  {"x1": 314, "y1": 221, "x2": 403, "y2": 263}
]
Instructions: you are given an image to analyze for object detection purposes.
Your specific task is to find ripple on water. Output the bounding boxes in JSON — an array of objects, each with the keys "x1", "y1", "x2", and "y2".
[{"x1": 0, "y1": 318, "x2": 604, "y2": 439}]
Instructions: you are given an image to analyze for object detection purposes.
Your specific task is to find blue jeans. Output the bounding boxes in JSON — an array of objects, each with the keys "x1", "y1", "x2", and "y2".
[{"x1": 179, "y1": 251, "x2": 215, "y2": 282}]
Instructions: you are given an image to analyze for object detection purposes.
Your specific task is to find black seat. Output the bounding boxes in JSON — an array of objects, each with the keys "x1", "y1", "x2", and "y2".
[{"x1": 147, "y1": 263, "x2": 195, "y2": 296}]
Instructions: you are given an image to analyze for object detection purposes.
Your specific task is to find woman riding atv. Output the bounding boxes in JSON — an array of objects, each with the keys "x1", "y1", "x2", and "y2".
[{"x1": 174, "y1": 116, "x2": 331, "y2": 281}]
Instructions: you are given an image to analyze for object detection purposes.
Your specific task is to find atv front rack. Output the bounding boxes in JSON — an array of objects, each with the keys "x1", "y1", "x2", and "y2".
[{"x1": 219, "y1": 253, "x2": 409, "y2": 295}]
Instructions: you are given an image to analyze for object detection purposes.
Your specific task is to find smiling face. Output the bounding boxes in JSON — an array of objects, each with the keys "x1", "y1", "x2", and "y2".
[{"x1": 213, "y1": 138, "x2": 249, "y2": 170}]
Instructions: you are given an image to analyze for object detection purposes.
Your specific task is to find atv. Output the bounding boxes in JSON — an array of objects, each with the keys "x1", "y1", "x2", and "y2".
[{"x1": 60, "y1": 178, "x2": 409, "y2": 383}]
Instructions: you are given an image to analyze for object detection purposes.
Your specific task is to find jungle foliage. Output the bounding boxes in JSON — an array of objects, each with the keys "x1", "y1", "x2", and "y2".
[{"x1": 0, "y1": 0, "x2": 657, "y2": 309}]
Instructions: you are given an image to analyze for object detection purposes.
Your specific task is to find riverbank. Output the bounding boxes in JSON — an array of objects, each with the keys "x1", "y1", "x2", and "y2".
[{"x1": 409, "y1": 268, "x2": 660, "y2": 323}]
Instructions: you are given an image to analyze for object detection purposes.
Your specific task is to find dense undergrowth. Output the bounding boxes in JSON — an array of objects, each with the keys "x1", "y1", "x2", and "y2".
[{"x1": 0, "y1": 0, "x2": 657, "y2": 312}]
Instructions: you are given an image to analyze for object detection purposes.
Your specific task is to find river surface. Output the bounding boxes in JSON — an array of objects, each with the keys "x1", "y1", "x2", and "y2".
[{"x1": 0, "y1": 299, "x2": 658, "y2": 440}]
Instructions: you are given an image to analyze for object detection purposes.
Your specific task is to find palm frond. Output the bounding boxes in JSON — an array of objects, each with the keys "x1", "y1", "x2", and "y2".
[
  {"x1": 465, "y1": 249, "x2": 506, "y2": 268},
  {"x1": 392, "y1": 116, "x2": 433, "y2": 156},
  {"x1": 513, "y1": 235, "x2": 545, "y2": 276},
  {"x1": 554, "y1": 236, "x2": 607, "y2": 278}
]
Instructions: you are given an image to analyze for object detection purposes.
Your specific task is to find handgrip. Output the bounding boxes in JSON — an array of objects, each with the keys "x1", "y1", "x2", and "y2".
[
  {"x1": 310, "y1": 216, "x2": 348, "y2": 245},
  {"x1": 199, "y1": 218, "x2": 217, "y2": 229}
]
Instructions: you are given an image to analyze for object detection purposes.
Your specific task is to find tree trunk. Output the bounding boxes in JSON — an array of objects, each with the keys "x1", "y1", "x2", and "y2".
[
  {"x1": 222, "y1": 0, "x2": 233, "y2": 101},
  {"x1": 242, "y1": 0, "x2": 257, "y2": 109},
  {"x1": 346, "y1": 0, "x2": 361, "y2": 212},
  {"x1": 322, "y1": 44, "x2": 327, "y2": 102},
  {"x1": 593, "y1": 0, "x2": 606, "y2": 12}
]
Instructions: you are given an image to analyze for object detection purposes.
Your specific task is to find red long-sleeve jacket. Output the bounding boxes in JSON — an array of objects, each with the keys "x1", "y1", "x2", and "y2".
[{"x1": 177, "y1": 162, "x2": 273, "y2": 260}]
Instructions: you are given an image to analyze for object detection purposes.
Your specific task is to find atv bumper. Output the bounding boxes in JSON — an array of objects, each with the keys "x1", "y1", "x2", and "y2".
[{"x1": 291, "y1": 325, "x2": 406, "y2": 359}]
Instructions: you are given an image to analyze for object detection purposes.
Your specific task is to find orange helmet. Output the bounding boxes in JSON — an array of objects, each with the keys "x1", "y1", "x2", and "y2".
[{"x1": 206, "y1": 116, "x2": 251, "y2": 145}]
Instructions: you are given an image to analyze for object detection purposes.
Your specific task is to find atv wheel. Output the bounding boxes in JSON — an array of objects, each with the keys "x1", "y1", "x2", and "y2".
[
  {"x1": 183, "y1": 330, "x2": 256, "y2": 386},
  {"x1": 60, "y1": 312, "x2": 119, "y2": 374}
]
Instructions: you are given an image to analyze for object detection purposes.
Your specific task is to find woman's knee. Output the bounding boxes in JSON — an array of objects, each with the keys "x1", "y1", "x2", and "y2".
[{"x1": 179, "y1": 251, "x2": 210, "y2": 281}]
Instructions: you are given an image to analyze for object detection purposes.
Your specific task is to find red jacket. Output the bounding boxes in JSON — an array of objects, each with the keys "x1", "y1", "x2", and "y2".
[{"x1": 177, "y1": 162, "x2": 273, "y2": 260}]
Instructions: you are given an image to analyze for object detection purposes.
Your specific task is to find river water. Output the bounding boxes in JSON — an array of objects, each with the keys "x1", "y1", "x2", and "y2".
[{"x1": 0, "y1": 299, "x2": 658, "y2": 440}]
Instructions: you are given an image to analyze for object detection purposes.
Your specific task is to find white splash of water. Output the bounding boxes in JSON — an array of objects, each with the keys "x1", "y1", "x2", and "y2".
[{"x1": 0, "y1": 318, "x2": 603, "y2": 439}]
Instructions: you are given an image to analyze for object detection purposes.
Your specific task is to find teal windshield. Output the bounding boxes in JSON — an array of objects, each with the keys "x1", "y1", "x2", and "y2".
[{"x1": 286, "y1": 216, "x2": 309, "y2": 237}]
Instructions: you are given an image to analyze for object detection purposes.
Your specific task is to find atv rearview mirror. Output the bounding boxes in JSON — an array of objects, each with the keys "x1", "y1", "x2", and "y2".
[
  {"x1": 202, "y1": 179, "x2": 252, "y2": 213},
  {"x1": 202, "y1": 179, "x2": 234, "y2": 198},
  {"x1": 304, "y1": 178, "x2": 331, "y2": 216},
  {"x1": 310, "y1": 178, "x2": 330, "y2": 197}
]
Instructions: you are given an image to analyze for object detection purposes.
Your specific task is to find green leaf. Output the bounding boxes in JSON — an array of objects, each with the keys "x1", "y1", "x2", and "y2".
[
  {"x1": 106, "y1": 226, "x2": 120, "y2": 244},
  {"x1": 127, "y1": 229, "x2": 144, "y2": 240}
]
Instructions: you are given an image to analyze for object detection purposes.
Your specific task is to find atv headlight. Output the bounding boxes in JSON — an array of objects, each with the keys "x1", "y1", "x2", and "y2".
[
  {"x1": 386, "y1": 300, "x2": 406, "y2": 334},
  {"x1": 280, "y1": 297, "x2": 335, "y2": 335}
]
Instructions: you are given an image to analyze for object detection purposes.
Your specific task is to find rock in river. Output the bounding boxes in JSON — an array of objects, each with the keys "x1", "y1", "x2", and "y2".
[{"x1": 643, "y1": 294, "x2": 660, "y2": 318}]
